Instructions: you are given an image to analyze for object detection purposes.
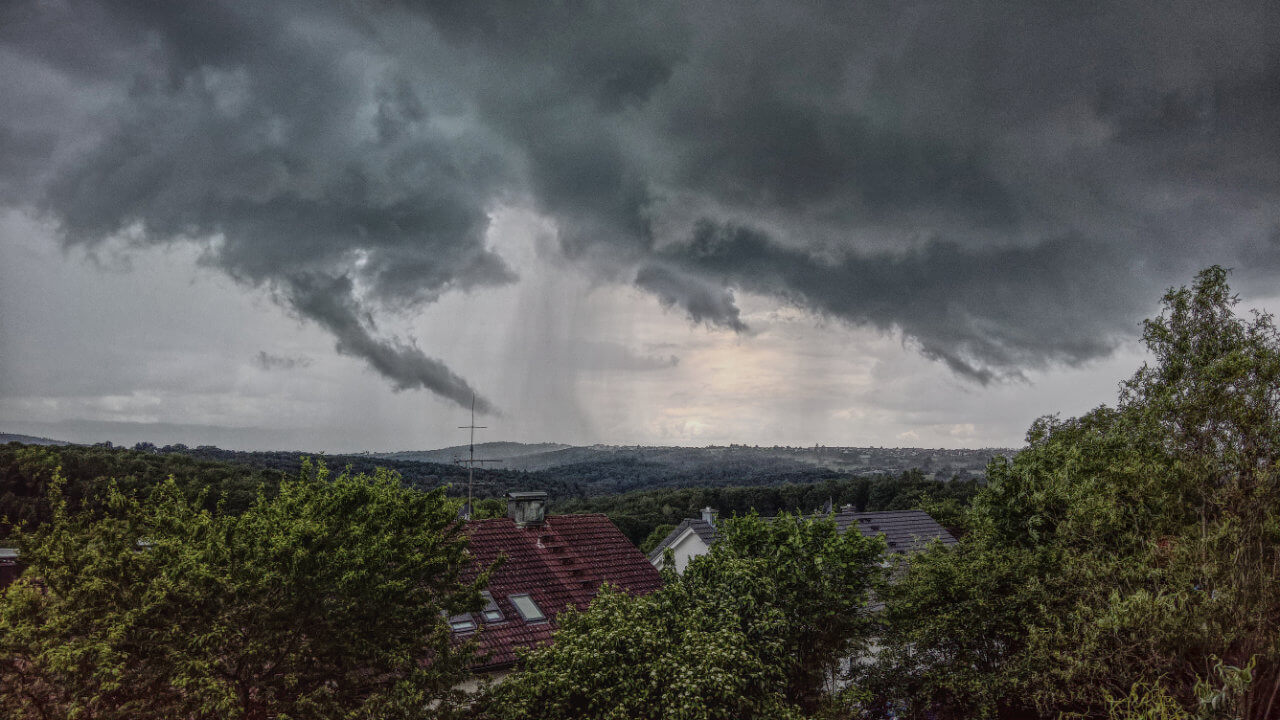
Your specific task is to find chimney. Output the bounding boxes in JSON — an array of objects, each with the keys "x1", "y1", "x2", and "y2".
[
  {"x1": 700, "y1": 506, "x2": 718, "y2": 524},
  {"x1": 840, "y1": 503, "x2": 854, "y2": 513},
  {"x1": 507, "y1": 491, "x2": 548, "y2": 528}
]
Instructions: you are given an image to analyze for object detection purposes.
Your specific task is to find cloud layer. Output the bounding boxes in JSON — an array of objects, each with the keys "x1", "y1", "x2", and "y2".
[{"x1": 3, "y1": 0, "x2": 1279, "y2": 408}]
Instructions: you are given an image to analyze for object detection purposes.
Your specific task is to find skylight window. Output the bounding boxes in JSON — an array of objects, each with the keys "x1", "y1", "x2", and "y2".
[
  {"x1": 508, "y1": 593, "x2": 546, "y2": 622},
  {"x1": 480, "y1": 591, "x2": 504, "y2": 622},
  {"x1": 448, "y1": 612, "x2": 476, "y2": 633}
]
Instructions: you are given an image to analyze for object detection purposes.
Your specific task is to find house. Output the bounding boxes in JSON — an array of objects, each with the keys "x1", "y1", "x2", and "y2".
[
  {"x1": 646, "y1": 507, "x2": 720, "y2": 573},
  {"x1": 648, "y1": 506, "x2": 957, "y2": 572},
  {"x1": 455, "y1": 491, "x2": 663, "y2": 677}
]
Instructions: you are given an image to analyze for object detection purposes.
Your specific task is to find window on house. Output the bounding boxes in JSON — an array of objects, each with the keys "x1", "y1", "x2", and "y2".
[
  {"x1": 508, "y1": 593, "x2": 546, "y2": 622},
  {"x1": 447, "y1": 612, "x2": 476, "y2": 632},
  {"x1": 480, "y1": 591, "x2": 504, "y2": 622}
]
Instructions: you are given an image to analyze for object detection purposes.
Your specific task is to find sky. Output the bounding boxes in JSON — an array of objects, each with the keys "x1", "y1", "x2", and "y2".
[{"x1": 1, "y1": 0, "x2": 1279, "y2": 452}]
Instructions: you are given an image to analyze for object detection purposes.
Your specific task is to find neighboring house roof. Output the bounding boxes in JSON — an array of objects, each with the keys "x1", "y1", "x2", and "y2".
[
  {"x1": 834, "y1": 510, "x2": 957, "y2": 552},
  {"x1": 647, "y1": 509, "x2": 956, "y2": 561},
  {"x1": 460, "y1": 514, "x2": 663, "y2": 672},
  {"x1": 646, "y1": 518, "x2": 716, "y2": 562}
]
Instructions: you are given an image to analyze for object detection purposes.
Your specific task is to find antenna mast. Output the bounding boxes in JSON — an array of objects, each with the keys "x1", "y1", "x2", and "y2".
[{"x1": 457, "y1": 395, "x2": 500, "y2": 519}]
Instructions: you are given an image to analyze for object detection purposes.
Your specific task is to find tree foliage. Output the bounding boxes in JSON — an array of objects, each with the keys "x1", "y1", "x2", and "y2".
[
  {"x1": 0, "y1": 443, "x2": 286, "y2": 539},
  {"x1": 865, "y1": 267, "x2": 1280, "y2": 719},
  {"x1": 0, "y1": 463, "x2": 484, "y2": 720}
]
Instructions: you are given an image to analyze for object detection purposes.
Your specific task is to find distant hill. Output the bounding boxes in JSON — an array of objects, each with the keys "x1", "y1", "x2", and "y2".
[
  {"x1": 373, "y1": 442, "x2": 571, "y2": 465},
  {"x1": 1, "y1": 440, "x2": 987, "y2": 550},
  {"x1": 1, "y1": 436, "x2": 1016, "y2": 508},
  {"x1": 124, "y1": 442, "x2": 1019, "y2": 497},
  {"x1": 378, "y1": 442, "x2": 1017, "y2": 478},
  {"x1": 0, "y1": 433, "x2": 72, "y2": 446}
]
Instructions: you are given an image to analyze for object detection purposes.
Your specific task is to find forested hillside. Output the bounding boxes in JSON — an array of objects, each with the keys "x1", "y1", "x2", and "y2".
[
  {"x1": 0, "y1": 441, "x2": 970, "y2": 548},
  {"x1": 3, "y1": 438, "x2": 983, "y2": 543},
  {"x1": 156, "y1": 444, "x2": 987, "y2": 497},
  {"x1": 377, "y1": 442, "x2": 1007, "y2": 480},
  {"x1": 0, "y1": 443, "x2": 286, "y2": 539},
  {"x1": 0, "y1": 434, "x2": 69, "y2": 447}
]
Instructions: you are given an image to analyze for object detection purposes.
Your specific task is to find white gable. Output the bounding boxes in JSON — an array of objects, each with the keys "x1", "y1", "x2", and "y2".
[{"x1": 651, "y1": 526, "x2": 711, "y2": 574}]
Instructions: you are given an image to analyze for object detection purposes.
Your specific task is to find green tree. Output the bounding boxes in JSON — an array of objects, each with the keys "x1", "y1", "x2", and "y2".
[
  {"x1": 0, "y1": 442, "x2": 285, "y2": 539},
  {"x1": 0, "y1": 463, "x2": 485, "y2": 719},
  {"x1": 481, "y1": 513, "x2": 884, "y2": 720},
  {"x1": 638, "y1": 522, "x2": 675, "y2": 554},
  {"x1": 865, "y1": 267, "x2": 1280, "y2": 719}
]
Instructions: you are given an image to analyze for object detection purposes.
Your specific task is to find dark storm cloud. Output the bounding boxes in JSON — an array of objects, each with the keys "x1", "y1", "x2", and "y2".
[
  {"x1": 286, "y1": 273, "x2": 495, "y2": 412},
  {"x1": 3, "y1": 0, "x2": 1280, "y2": 396},
  {"x1": 634, "y1": 264, "x2": 748, "y2": 333},
  {"x1": 1, "y1": 0, "x2": 514, "y2": 410},
  {"x1": 657, "y1": 221, "x2": 1136, "y2": 383}
]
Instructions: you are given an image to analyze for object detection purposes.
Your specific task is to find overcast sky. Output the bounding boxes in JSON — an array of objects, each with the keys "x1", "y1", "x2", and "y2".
[{"x1": 2, "y1": 0, "x2": 1279, "y2": 452}]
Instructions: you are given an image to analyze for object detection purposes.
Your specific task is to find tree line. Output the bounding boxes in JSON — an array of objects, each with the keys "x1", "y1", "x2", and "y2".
[
  {"x1": 0, "y1": 445, "x2": 977, "y2": 547},
  {"x1": 0, "y1": 443, "x2": 287, "y2": 539},
  {"x1": 556, "y1": 470, "x2": 981, "y2": 551}
]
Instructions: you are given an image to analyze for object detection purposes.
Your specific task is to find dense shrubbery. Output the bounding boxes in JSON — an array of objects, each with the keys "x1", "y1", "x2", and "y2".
[{"x1": 0, "y1": 464, "x2": 484, "y2": 720}]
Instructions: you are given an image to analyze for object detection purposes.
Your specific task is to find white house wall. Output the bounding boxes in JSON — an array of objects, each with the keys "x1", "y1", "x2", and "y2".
[{"x1": 652, "y1": 526, "x2": 711, "y2": 573}]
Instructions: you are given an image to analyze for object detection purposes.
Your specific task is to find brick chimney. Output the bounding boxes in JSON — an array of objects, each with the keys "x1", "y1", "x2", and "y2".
[{"x1": 507, "y1": 491, "x2": 548, "y2": 528}]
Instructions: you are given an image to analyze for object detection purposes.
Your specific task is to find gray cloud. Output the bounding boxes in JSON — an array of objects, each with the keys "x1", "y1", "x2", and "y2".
[
  {"x1": 576, "y1": 341, "x2": 680, "y2": 373},
  {"x1": 253, "y1": 351, "x2": 313, "y2": 371},
  {"x1": 658, "y1": 221, "x2": 1139, "y2": 383},
  {"x1": 635, "y1": 264, "x2": 748, "y2": 333},
  {"x1": 3, "y1": 0, "x2": 1279, "y2": 397},
  {"x1": 7, "y1": 419, "x2": 331, "y2": 453}
]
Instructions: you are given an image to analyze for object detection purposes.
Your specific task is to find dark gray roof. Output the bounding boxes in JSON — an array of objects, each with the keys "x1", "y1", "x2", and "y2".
[
  {"x1": 506, "y1": 491, "x2": 548, "y2": 500},
  {"x1": 832, "y1": 510, "x2": 957, "y2": 553},
  {"x1": 647, "y1": 518, "x2": 717, "y2": 561},
  {"x1": 647, "y1": 509, "x2": 954, "y2": 561}
]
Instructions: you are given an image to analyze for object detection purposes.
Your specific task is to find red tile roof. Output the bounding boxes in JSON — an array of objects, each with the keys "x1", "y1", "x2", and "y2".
[{"x1": 458, "y1": 513, "x2": 663, "y2": 671}]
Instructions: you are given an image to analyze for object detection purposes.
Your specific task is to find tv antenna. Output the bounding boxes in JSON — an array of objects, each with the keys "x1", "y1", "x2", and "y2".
[{"x1": 456, "y1": 394, "x2": 501, "y2": 519}]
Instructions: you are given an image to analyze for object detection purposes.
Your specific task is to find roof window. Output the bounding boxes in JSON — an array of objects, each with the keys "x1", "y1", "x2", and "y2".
[
  {"x1": 509, "y1": 593, "x2": 546, "y2": 622},
  {"x1": 447, "y1": 612, "x2": 476, "y2": 633},
  {"x1": 480, "y1": 591, "x2": 504, "y2": 623}
]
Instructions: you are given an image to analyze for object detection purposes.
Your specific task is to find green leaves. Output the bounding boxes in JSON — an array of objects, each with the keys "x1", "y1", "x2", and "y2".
[{"x1": 0, "y1": 465, "x2": 483, "y2": 719}]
